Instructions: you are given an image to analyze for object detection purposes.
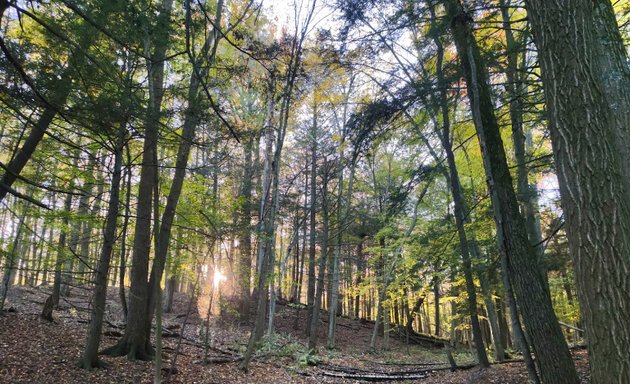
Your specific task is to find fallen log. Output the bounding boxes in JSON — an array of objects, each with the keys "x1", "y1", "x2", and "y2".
[
  {"x1": 317, "y1": 358, "x2": 524, "y2": 381},
  {"x1": 320, "y1": 370, "x2": 428, "y2": 381},
  {"x1": 360, "y1": 358, "x2": 449, "y2": 367},
  {"x1": 391, "y1": 326, "x2": 449, "y2": 348},
  {"x1": 194, "y1": 356, "x2": 242, "y2": 365}
]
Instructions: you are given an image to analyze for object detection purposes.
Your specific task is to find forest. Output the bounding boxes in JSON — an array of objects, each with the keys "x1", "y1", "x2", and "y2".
[{"x1": 0, "y1": 0, "x2": 628, "y2": 383}]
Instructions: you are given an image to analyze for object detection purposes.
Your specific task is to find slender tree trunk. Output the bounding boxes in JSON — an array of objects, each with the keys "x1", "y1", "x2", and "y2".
[
  {"x1": 433, "y1": 278, "x2": 440, "y2": 336},
  {"x1": 422, "y1": 4, "x2": 490, "y2": 366},
  {"x1": 240, "y1": 78, "x2": 277, "y2": 370},
  {"x1": 354, "y1": 240, "x2": 363, "y2": 319},
  {"x1": 446, "y1": 2, "x2": 578, "y2": 381},
  {"x1": 306, "y1": 103, "x2": 318, "y2": 334},
  {"x1": 471, "y1": 238, "x2": 504, "y2": 361},
  {"x1": 0, "y1": 204, "x2": 25, "y2": 310},
  {"x1": 327, "y1": 154, "x2": 356, "y2": 348},
  {"x1": 164, "y1": 229, "x2": 181, "y2": 314},
  {"x1": 238, "y1": 135, "x2": 254, "y2": 322},
  {"x1": 79, "y1": 125, "x2": 125, "y2": 369},
  {"x1": 145, "y1": 0, "x2": 224, "y2": 336},
  {"x1": 499, "y1": 0, "x2": 548, "y2": 294},
  {"x1": 119, "y1": 145, "x2": 132, "y2": 320},
  {"x1": 308, "y1": 184, "x2": 329, "y2": 352},
  {"x1": 297, "y1": 167, "x2": 308, "y2": 304},
  {"x1": 41, "y1": 191, "x2": 69, "y2": 321},
  {"x1": 76, "y1": 152, "x2": 97, "y2": 286}
]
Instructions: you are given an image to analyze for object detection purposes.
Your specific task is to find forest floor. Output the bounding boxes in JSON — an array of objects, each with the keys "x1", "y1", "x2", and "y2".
[{"x1": 0, "y1": 285, "x2": 590, "y2": 383}]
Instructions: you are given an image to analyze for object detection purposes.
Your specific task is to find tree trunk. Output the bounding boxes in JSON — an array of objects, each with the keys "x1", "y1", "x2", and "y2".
[
  {"x1": 238, "y1": 135, "x2": 254, "y2": 322},
  {"x1": 119, "y1": 146, "x2": 132, "y2": 320},
  {"x1": 79, "y1": 124, "x2": 125, "y2": 369},
  {"x1": 433, "y1": 278, "x2": 440, "y2": 336},
  {"x1": 526, "y1": 1, "x2": 630, "y2": 382},
  {"x1": 502, "y1": 253, "x2": 539, "y2": 384},
  {"x1": 327, "y1": 153, "x2": 357, "y2": 348},
  {"x1": 104, "y1": 0, "x2": 173, "y2": 360},
  {"x1": 50, "y1": 191, "x2": 74, "y2": 307},
  {"x1": 446, "y1": 2, "x2": 578, "y2": 382},
  {"x1": 308, "y1": 191, "x2": 329, "y2": 352},
  {"x1": 76, "y1": 152, "x2": 97, "y2": 286},
  {"x1": 240, "y1": 77, "x2": 278, "y2": 371},
  {"x1": 422, "y1": 3, "x2": 490, "y2": 366},
  {"x1": 145, "y1": 0, "x2": 224, "y2": 336},
  {"x1": 306, "y1": 102, "x2": 318, "y2": 334},
  {"x1": 0, "y1": 204, "x2": 25, "y2": 310},
  {"x1": 354, "y1": 240, "x2": 363, "y2": 319},
  {"x1": 499, "y1": 0, "x2": 548, "y2": 294}
]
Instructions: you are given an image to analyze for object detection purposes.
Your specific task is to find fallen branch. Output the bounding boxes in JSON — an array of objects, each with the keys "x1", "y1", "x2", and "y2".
[
  {"x1": 391, "y1": 326, "x2": 448, "y2": 348},
  {"x1": 559, "y1": 321, "x2": 584, "y2": 333}
]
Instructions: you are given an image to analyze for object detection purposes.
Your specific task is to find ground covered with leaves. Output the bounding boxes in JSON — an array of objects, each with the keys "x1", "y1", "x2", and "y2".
[{"x1": 0, "y1": 286, "x2": 590, "y2": 383}]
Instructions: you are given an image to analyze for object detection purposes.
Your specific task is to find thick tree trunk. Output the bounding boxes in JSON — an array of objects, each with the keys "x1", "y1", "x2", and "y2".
[
  {"x1": 526, "y1": 1, "x2": 630, "y2": 382},
  {"x1": 501, "y1": 252, "x2": 539, "y2": 384},
  {"x1": 446, "y1": 2, "x2": 578, "y2": 382}
]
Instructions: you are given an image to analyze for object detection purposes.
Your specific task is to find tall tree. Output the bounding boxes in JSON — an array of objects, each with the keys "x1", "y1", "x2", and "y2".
[
  {"x1": 104, "y1": 0, "x2": 174, "y2": 360},
  {"x1": 526, "y1": 1, "x2": 630, "y2": 382},
  {"x1": 444, "y1": 1, "x2": 579, "y2": 382},
  {"x1": 0, "y1": 1, "x2": 114, "y2": 203},
  {"x1": 79, "y1": 116, "x2": 127, "y2": 369}
]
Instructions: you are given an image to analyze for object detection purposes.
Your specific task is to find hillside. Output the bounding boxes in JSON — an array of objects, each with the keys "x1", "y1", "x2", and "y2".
[{"x1": 0, "y1": 286, "x2": 589, "y2": 383}]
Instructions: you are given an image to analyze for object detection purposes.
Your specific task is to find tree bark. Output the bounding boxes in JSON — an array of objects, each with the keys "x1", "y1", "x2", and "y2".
[{"x1": 525, "y1": 1, "x2": 630, "y2": 382}]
